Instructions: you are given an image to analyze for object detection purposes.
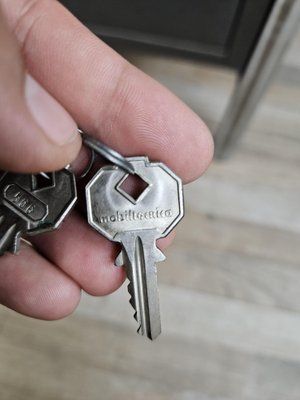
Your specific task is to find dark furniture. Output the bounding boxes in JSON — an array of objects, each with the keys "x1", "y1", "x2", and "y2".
[
  {"x1": 60, "y1": 0, "x2": 300, "y2": 156},
  {"x1": 60, "y1": 0, "x2": 274, "y2": 72}
]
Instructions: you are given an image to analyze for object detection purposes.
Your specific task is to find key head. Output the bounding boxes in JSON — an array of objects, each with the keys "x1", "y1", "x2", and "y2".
[
  {"x1": 86, "y1": 156, "x2": 184, "y2": 241},
  {"x1": 0, "y1": 168, "x2": 77, "y2": 235},
  {"x1": 28, "y1": 169, "x2": 77, "y2": 234},
  {"x1": 0, "y1": 168, "x2": 76, "y2": 255}
]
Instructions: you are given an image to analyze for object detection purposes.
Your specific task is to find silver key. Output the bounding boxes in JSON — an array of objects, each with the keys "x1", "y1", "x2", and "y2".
[
  {"x1": 86, "y1": 156, "x2": 184, "y2": 340},
  {"x1": 0, "y1": 169, "x2": 77, "y2": 255}
]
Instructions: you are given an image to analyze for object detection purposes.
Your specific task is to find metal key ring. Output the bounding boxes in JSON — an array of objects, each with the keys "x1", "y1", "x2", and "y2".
[
  {"x1": 78, "y1": 128, "x2": 136, "y2": 175},
  {"x1": 75, "y1": 146, "x2": 96, "y2": 180}
]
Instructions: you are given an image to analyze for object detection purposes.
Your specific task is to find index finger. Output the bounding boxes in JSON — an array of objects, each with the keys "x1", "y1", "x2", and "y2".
[{"x1": 2, "y1": 0, "x2": 213, "y2": 181}]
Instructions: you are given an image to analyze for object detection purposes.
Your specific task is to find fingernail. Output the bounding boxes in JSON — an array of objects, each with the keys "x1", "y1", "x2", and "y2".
[{"x1": 25, "y1": 74, "x2": 78, "y2": 145}]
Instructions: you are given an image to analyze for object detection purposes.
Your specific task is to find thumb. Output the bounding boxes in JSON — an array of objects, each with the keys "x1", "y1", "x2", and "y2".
[{"x1": 0, "y1": 8, "x2": 81, "y2": 173}]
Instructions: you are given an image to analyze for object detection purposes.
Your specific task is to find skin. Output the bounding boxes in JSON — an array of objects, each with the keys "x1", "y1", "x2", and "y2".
[{"x1": 0, "y1": 0, "x2": 214, "y2": 320}]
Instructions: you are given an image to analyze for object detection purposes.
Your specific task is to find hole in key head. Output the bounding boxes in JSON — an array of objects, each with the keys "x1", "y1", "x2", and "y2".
[
  {"x1": 116, "y1": 173, "x2": 150, "y2": 203},
  {"x1": 31, "y1": 173, "x2": 55, "y2": 191}
]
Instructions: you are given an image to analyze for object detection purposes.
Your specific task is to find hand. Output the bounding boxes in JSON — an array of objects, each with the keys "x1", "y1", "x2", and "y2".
[{"x1": 0, "y1": 0, "x2": 213, "y2": 320}]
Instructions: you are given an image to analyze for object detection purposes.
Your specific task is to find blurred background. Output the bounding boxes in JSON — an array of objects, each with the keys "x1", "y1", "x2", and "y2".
[{"x1": 1, "y1": 1, "x2": 300, "y2": 399}]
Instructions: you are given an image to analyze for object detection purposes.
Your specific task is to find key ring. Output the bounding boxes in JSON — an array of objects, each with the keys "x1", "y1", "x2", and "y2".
[
  {"x1": 78, "y1": 129, "x2": 135, "y2": 176},
  {"x1": 75, "y1": 146, "x2": 96, "y2": 180}
]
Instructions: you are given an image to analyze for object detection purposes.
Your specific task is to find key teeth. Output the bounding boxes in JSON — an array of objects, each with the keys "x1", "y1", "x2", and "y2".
[
  {"x1": 123, "y1": 247, "x2": 139, "y2": 327},
  {"x1": 129, "y1": 295, "x2": 135, "y2": 308},
  {"x1": 127, "y1": 281, "x2": 136, "y2": 311},
  {"x1": 0, "y1": 225, "x2": 22, "y2": 255},
  {"x1": 154, "y1": 246, "x2": 166, "y2": 262},
  {"x1": 9, "y1": 233, "x2": 21, "y2": 255},
  {"x1": 128, "y1": 281, "x2": 155, "y2": 339},
  {"x1": 127, "y1": 281, "x2": 141, "y2": 329},
  {"x1": 115, "y1": 251, "x2": 124, "y2": 267},
  {"x1": 0, "y1": 212, "x2": 23, "y2": 255},
  {"x1": 137, "y1": 325, "x2": 143, "y2": 336}
]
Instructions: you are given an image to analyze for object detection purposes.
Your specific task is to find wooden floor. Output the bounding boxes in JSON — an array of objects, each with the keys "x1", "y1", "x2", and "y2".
[{"x1": 1, "y1": 32, "x2": 300, "y2": 400}]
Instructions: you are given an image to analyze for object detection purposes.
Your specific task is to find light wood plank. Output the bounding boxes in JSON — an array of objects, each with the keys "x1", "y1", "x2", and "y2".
[
  {"x1": 1, "y1": 307, "x2": 300, "y2": 400},
  {"x1": 186, "y1": 177, "x2": 300, "y2": 233},
  {"x1": 175, "y1": 211, "x2": 300, "y2": 266},
  {"x1": 161, "y1": 243, "x2": 300, "y2": 312}
]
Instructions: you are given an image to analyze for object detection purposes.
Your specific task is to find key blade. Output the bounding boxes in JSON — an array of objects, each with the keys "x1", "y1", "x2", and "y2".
[
  {"x1": 119, "y1": 231, "x2": 161, "y2": 340},
  {"x1": 0, "y1": 208, "x2": 27, "y2": 255},
  {"x1": 135, "y1": 236, "x2": 161, "y2": 339}
]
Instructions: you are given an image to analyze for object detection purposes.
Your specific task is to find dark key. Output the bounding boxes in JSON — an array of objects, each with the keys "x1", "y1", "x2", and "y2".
[{"x1": 0, "y1": 168, "x2": 77, "y2": 255}]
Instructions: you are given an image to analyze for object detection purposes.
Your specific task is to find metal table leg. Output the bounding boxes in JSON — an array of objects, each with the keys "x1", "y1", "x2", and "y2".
[{"x1": 214, "y1": 0, "x2": 300, "y2": 158}]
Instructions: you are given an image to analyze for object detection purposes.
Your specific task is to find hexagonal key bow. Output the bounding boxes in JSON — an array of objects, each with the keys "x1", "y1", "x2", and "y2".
[{"x1": 0, "y1": 169, "x2": 77, "y2": 255}]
